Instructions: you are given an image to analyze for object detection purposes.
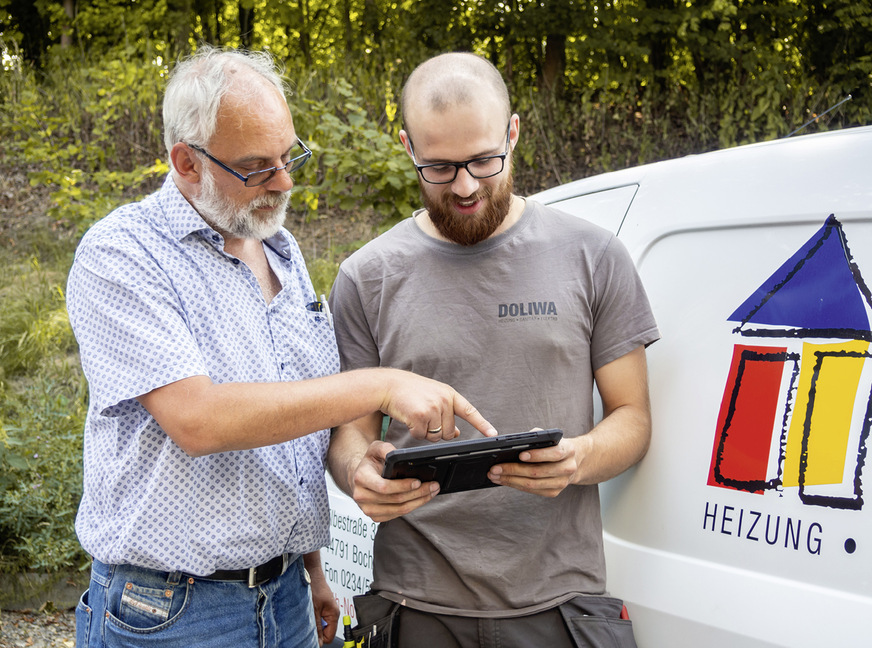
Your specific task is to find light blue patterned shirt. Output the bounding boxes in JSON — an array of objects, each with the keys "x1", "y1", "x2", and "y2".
[{"x1": 66, "y1": 175, "x2": 339, "y2": 575}]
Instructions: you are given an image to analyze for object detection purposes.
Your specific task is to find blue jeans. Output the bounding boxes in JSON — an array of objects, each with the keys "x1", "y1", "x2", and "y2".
[{"x1": 75, "y1": 557, "x2": 318, "y2": 648}]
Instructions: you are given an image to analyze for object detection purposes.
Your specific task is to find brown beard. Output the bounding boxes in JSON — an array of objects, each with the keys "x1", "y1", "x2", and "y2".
[{"x1": 422, "y1": 171, "x2": 514, "y2": 246}]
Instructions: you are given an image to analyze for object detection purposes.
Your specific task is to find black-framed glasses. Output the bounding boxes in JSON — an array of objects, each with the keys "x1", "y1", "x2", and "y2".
[
  {"x1": 408, "y1": 122, "x2": 511, "y2": 185},
  {"x1": 187, "y1": 139, "x2": 312, "y2": 187}
]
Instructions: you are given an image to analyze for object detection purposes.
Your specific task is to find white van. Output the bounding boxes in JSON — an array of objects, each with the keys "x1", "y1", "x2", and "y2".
[{"x1": 323, "y1": 125, "x2": 872, "y2": 646}]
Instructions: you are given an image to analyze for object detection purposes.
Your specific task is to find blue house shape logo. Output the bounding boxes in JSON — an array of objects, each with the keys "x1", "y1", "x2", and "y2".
[{"x1": 709, "y1": 215, "x2": 872, "y2": 510}]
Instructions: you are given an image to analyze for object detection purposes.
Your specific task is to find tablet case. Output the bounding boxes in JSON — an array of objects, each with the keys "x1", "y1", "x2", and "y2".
[{"x1": 381, "y1": 428, "x2": 563, "y2": 494}]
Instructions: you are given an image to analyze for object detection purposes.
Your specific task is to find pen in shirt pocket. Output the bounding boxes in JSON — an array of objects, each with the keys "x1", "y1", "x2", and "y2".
[{"x1": 306, "y1": 294, "x2": 333, "y2": 329}]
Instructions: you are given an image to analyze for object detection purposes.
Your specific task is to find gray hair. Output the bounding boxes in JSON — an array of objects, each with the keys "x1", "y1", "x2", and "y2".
[{"x1": 162, "y1": 45, "x2": 288, "y2": 157}]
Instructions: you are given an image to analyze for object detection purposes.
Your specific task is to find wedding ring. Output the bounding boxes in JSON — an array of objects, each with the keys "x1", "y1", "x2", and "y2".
[{"x1": 427, "y1": 427, "x2": 443, "y2": 434}]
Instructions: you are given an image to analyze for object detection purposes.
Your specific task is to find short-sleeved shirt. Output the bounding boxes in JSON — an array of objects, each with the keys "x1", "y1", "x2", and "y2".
[
  {"x1": 66, "y1": 175, "x2": 340, "y2": 575},
  {"x1": 329, "y1": 200, "x2": 659, "y2": 616}
]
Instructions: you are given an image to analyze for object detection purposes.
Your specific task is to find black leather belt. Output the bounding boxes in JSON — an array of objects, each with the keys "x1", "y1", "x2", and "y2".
[{"x1": 199, "y1": 553, "x2": 295, "y2": 588}]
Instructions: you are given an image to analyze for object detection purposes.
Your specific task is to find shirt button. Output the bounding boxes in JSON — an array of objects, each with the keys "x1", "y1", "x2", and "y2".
[{"x1": 232, "y1": 259, "x2": 240, "y2": 265}]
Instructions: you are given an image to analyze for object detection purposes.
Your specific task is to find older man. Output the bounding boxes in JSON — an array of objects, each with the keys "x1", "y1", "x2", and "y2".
[
  {"x1": 66, "y1": 46, "x2": 493, "y2": 648},
  {"x1": 328, "y1": 52, "x2": 659, "y2": 647}
]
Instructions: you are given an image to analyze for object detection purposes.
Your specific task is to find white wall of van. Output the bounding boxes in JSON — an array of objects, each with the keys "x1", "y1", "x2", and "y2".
[{"x1": 323, "y1": 125, "x2": 872, "y2": 646}]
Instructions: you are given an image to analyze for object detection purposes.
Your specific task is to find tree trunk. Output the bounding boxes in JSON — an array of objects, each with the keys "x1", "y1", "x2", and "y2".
[
  {"x1": 299, "y1": 0, "x2": 312, "y2": 67},
  {"x1": 542, "y1": 32, "x2": 566, "y2": 96},
  {"x1": 60, "y1": 0, "x2": 75, "y2": 48},
  {"x1": 194, "y1": 0, "x2": 214, "y2": 44},
  {"x1": 342, "y1": 0, "x2": 354, "y2": 55},
  {"x1": 214, "y1": 0, "x2": 222, "y2": 44},
  {"x1": 363, "y1": 0, "x2": 381, "y2": 47},
  {"x1": 239, "y1": 2, "x2": 254, "y2": 49},
  {"x1": 165, "y1": 0, "x2": 194, "y2": 57}
]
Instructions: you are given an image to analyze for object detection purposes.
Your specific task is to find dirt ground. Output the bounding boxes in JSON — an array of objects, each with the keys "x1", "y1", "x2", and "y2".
[{"x1": 0, "y1": 609, "x2": 75, "y2": 648}]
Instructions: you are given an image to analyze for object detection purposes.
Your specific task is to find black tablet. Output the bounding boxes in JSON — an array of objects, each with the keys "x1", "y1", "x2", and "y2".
[{"x1": 381, "y1": 428, "x2": 563, "y2": 495}]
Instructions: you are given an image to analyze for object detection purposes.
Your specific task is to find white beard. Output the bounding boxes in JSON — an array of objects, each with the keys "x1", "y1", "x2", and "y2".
[{"x1": 193, "y1": 166, "x2": 290, "y2": 240}]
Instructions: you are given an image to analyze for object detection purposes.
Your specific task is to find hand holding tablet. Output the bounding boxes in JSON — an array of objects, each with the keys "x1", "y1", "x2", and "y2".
[{"x1": 381, "y1": 429, "x2": 563, "y2": 494}]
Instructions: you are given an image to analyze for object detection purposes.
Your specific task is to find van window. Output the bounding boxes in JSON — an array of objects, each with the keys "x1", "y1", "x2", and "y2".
[{"x1": 548, "y1": 184, "x2": 638, "y2": 234}]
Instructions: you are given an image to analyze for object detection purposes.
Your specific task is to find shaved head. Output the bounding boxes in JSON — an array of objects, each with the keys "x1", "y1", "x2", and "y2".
[{"x1": 401, "y1": 52, "x2": 511, "y2": 137}]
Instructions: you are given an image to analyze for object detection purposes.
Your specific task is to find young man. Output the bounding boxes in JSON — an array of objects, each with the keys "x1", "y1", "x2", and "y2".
[
  {"x1": 327, "y1": 52, "x2": 660, "y2": 647},
  {"x1": 66, "y1": 46, "x2": 494, "y2": 648}
]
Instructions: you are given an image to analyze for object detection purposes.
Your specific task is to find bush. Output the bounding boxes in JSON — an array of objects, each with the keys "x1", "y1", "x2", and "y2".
[
  {"x1": 0, "y1": 377, "x2": 87, "y2": 573},
  {"x1": 0, "y1": 257, "x2": 87, "y2": 573},
  {"x1": 0, "y1": 50, "x2": 169, "y2": 237},
  {"x1": 290, "y1": 74, "x2": 420, "y2": 231}
]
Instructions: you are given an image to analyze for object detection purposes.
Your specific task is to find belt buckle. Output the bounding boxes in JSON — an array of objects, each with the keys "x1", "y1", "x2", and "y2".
[{"x1": 247, "y1": 554, "x2": 289, "y2": 588}]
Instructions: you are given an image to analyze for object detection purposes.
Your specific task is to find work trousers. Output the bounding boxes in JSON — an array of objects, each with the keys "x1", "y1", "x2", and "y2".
[{"x1": 354, "y1": 592, "x2": 637, "y2": 648}]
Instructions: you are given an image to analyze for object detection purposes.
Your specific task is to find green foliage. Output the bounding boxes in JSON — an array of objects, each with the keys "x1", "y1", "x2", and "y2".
[
  {"x1": 0, "y1": 258, "x2": 76, "y2": 382},
  {"x1": 291, "y1": 75, "x2": 419, "y2": 229},
  {"x1": 305, "y1": 237, "x2": 377, "y2": 299},
  {"x1": 0, "y1": 257, "x2": 87, "y2": 573},
  {"x1": 0, "y1": 378, "x2": 87, "y2": 573},
  {"x1": 1, "y1": 50, "x2": 165, "y2": 171},
  {"x1": 29, "y1": 163, "x2": 169, "y2": 236},
  {"x1": 306, "y1": 256, "x2": 341, "y2": 300},
  {"x1": 1, "y1": 49, "x2": 169, "y2": 234}
]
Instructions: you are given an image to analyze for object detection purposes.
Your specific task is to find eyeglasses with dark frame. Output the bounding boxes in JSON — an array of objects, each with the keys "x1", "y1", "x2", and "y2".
[
  {"x1": 408, "y1": 122, "x2": 512, "y2": 185},
  {"x1": 187, "y1": 139, "x2": 312, "y2": 187}
]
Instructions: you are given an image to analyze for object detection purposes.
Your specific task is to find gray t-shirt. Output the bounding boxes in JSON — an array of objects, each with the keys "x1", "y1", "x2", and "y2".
[{"x1": 330, "y1": 199, "x2": 659, "y2": 616}]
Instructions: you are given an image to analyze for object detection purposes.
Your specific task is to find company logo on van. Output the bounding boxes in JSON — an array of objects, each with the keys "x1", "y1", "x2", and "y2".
[{"x1": 708, "y1": 216, "x2": 871, "y2": 511}]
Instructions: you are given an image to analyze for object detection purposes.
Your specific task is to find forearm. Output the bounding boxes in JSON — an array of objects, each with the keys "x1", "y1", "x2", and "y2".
[
  {"x1": 140, "y1": 368, "x2": 395, "y2": 456},
  {"x1": 573, "y1": 345, "x2": 652, "y2": 485},
  {"x1": 572, "y1": 402, "x2": 651, "y2": 485},
  {"x1": 140, "y1": 361, "x2": 494, "y2": 457},
  {"x1": 486, "y1": 349, "x2": 652, "y2": 497}
]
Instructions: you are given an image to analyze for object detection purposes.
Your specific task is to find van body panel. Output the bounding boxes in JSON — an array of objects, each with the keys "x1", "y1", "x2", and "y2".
[{"x1": 533, "y1": 125, "x2": 872, "y2": 647}]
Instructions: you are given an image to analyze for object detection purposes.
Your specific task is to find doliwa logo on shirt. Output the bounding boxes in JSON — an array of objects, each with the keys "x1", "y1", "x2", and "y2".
[
  {"x1": 708, "y1": 216, "x2": 871, "y2": 511},
  {"x1": 497, "y1": 300, "x2": 558, "y2": 322}
]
